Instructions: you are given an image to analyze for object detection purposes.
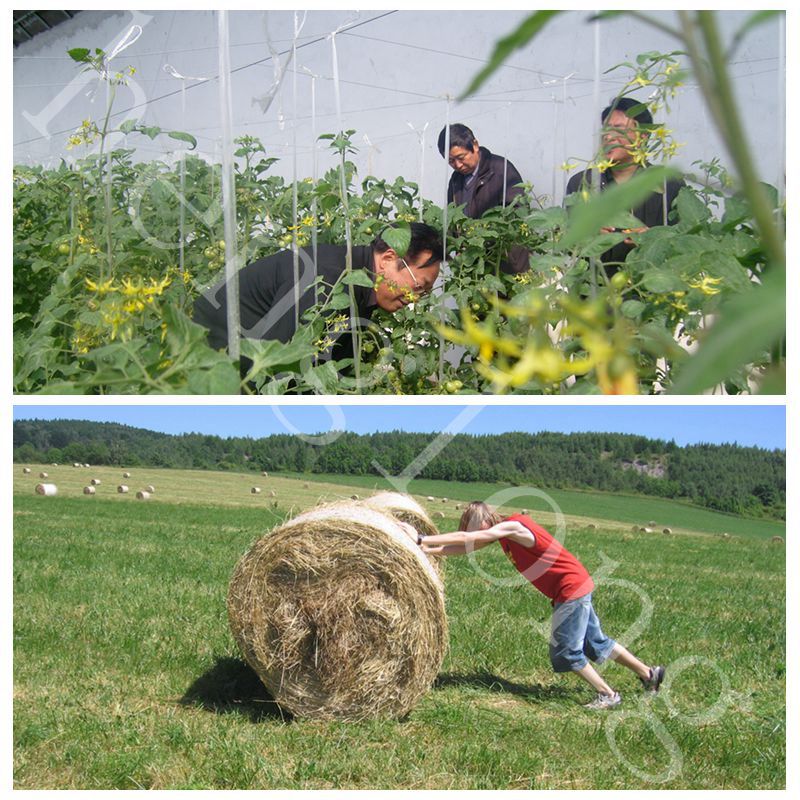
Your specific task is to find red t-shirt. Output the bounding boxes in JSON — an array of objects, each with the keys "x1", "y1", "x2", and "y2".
[{"x1": 498, "y1": 514, "x2": 594, "y2": 603}]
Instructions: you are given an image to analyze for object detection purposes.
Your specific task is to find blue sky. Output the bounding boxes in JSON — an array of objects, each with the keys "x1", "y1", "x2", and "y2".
[{"x1": 12, "y1": 404, "x2": 786, "y2": 450}]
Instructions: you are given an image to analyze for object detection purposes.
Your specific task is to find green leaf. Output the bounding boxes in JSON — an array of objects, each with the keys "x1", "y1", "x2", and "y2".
[
  {"x1": 669, "y1": 272, "x2": 785, "y2": 394},
  {"x1": 341, "y1": 270, "x2": 375, "y2": 288},
  {"x1": 186, "y1": 361, "x2": 240, "y2": 394},
  {"x1": 728, "y1": 11, "x2": 783, "y2": 59},
  {"x1": 642, "y1": 270, "x2": 685, "y2": 293},
  {"x1": 67, "y1": 47, "x2": 91, "y2": 63},
  {"x1": 168, "y1": 130, "x2": 198, "y2": 150},
  {"x1": 459, "y1": 11, "x2": 561, "y2": 99},
  {"x1": 119, "y1": 118, "x2": 139, "y2": 134},
  {"x1": 621, "y1": 299, "x2": 647, "y2": 319},
  {"x1": 560, "y1": 167, "x2": 680, "y2": 249},
  {"x1": 380, "y1": 222, "x2": 411, "y2": 256},
  {"x1": 674, "y1": 187, "x2": 711, "y2": 229}
]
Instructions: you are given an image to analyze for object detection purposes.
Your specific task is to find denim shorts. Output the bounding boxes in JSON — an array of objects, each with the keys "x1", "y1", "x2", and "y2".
[{"x1": 549, "y1": 592, "x2": 616, "y2": 673}]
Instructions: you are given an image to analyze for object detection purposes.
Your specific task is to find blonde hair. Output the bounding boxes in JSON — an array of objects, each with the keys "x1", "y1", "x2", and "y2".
[{"x1": 459, "y1": 501, "x2": 502, "y2": 532}]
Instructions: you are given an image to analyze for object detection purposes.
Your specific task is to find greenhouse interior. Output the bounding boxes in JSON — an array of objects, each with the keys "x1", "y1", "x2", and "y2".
[{"x1": 12, "y1": 9, "x2": 786, "y2": 395}]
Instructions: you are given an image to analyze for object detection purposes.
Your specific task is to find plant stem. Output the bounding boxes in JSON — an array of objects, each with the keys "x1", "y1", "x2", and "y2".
[{"x1": 679, "y1": 11, "x2": 784, "y2": 272}]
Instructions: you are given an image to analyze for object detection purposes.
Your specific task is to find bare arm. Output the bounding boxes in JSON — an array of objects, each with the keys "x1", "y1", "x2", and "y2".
[{"x1": 420, "y1": 520, "x2": 535, "y2": 556}]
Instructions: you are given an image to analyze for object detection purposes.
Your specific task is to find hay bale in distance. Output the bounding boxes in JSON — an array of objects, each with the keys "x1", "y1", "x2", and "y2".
[
  {"x1": 123, "y1": 472, "x2": 131, "y2": 478},
  {"x1": 83, "y1": 486, "x2": 96, "y2": 495},
  {"x1": 433, "y1": 511, "x2": 445, "y2": 519},
  {"x1": 771, "y1": 536, "x2": 784, "y2": 544},
  {"x1": 721, "y1": 532, "x2": 731, "y2": 539},
  {"x1": 39, "y1": 471, "x2": 48, "y2": 479},
  {"x1": 91, "y1": 478, "x2": 101, "y2": 486},
  {"x1": 228, "y1": 502, "x2": 447, "y2": 722},
  {"x1": 587, "y1": 523, "x2": 596, "y2": 530},
  {"x1": 426, "y1": 496, "x2": 435, "y2": 502},
  {"x1": 662, "y1": 527, "x2": 673, "y2": 535},
  {"x1": 73, "y1": 463, "x2": 81, "y2": 468},
  {"x1": 262, "y1": 471, "x2": 269, "y2": 477},
  {"x1": 251, "y1": 487, "x2": 261, "y2": 494},
  {"x1": 145, "y1": 485, "x2": 155, "y2": 494},
  {"x1": 84, "y1": 463, "x2": 91, "y2": 468},
  {"x1": 136, "y1": 491, "x2": 150, "y2": 500},
  {"x1": 303, "y1": 482, "x2": 309, "y2": 489},
  {"x1": 648, "y1": 520, "x2": 657, "y2": 527},
  {"x1": 631, "y1": 525, "x2": 639, "y2": 532},
  {"x1": 35, "y1": 483, "x2": 57, "y2": 496},
  {"x1": 22, "y1": 467, "x2": 31, "y2": 474},
  {"x1": 351, "y1": 494, "x2": 360, "y2": 501},
  {"x1": 117, "y1": 485, "x2": 129, "y2": 494}
]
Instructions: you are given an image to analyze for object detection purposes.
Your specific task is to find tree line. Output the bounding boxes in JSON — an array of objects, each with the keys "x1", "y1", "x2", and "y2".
[{"x1": 13, "y1": 419, "x2": 785, "y2": 520}]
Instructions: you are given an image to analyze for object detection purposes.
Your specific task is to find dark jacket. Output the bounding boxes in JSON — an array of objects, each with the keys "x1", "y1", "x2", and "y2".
[
  {"x1": 193, "y1": 244, "x2": 376, "y2": 352},
  {"x1": 448, "y1": 146, "x2": 529, "y2": 274},
  {"x1": 565, "y1": 167, "x2": 685, "y2": 270}
]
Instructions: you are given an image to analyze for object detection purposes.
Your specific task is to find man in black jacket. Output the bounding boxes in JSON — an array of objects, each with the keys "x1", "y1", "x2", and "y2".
[
  {"x1": 438, "y1": 123, "x2": 528, "y2": 273},
  {"x1": 565, "y1": 97, "x2": 685, "y2": 275},
  {"x1": 193, "y1": 222, "x2": 442, "y2": 354}
]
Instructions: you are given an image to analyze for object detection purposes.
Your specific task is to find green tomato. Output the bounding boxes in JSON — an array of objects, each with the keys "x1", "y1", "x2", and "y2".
[
  {"x1": 471, "y1": 303, "x2": 481, "y2": 312},
  {"x1": 217, "y1": 240, "x2": 226, "y2": 250},
  {"x1": 204, "y1": 247, "x2": 216, "y2": 259},
  {"x1": 444, "y1": 380, "x2": 459, "y2": 393},
  {"x1": 362, "y1": 342, "x2": 375, "y2": 354},
  {"x1": 57, "y1": 243, "x2": 71, "y2": 255},
  {"x1": 610, "y1": 271, "x2": 628, "y2": 290}
]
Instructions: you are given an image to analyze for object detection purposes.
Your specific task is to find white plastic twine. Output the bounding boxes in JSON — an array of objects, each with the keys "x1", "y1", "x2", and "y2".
[
  {"x1": 302, "y1": 66, "x2": 321, "y2": 301},
  {"x1": 406, "y1": 122, "x2": 429, "y2": 222},
  {"x1": 363, "y1": 134, "x2": 381, "y2": 177},
  {"x1": 439, "y1": 96, "x2": 453, "y2": 384},
  {"x1": 502, "y1": 102, "x2": 510, "y2": 208},
  {"x1": 291, "y1": 12, "x2": 308, "y2": 332},
  {"x1": 163, "y1": 64, "x2": 210, "y2": 274},
  {"x1": 330, "y1": 21, "x2": 360, "y2": 383},
  {"x1": 217, "y1": 11, "x2": 241, "y2": 361}
]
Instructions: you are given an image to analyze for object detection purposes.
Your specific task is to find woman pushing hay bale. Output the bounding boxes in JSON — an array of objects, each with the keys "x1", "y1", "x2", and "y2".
[{"x1": 228, "y1": 502, "x2": 447, "y2": 722}]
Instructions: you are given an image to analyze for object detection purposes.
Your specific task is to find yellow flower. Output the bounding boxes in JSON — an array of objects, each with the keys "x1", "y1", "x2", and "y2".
[
  {"x1": 597, "y1": 363, "x2": 639, "y2": 394},
  {"x1": 85, "y1": 277, "x2": 117, "y2": 296},
  {"x1": 632, "y1": 74, "x2": 652, "y2": 87},
  {"x1": 301, "y1": 215, "x2": 315, "y2": 227},
  {"x1": 595, "y1": 159, "x2": 617, "y2": 173},
  {"x1": 560, "y1": 161, "x2": 579, "y2": 172},
  {"x1": 688, "y1": 274, "x2": 723, "y2": 296}
]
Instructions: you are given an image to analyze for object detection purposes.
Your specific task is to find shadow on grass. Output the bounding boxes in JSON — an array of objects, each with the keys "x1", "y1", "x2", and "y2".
[
  {"x1": 434, "y1": 671, "x2": 574, "y2": 703},
  {"x1": 180, "y1": 656, "x2": 291, "y2": 723}
]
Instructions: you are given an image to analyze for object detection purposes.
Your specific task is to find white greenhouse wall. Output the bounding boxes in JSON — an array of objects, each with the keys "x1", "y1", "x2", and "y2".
[{"x1": 13, "y1": 9, "x2": 785, "y2": 205}]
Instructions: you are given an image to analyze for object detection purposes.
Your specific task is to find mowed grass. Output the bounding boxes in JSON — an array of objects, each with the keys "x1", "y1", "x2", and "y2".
[{"x1": 14, "y1": 470, "x2": 785, "y2": 789}]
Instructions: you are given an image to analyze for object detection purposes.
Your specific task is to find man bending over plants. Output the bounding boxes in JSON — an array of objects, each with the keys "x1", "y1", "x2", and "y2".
[
  {"x1": 193, "y1": 222, "x2": 442, "y2": 360},
  {"x1": 419, "y1": 501, "x2": 665, "y2": 710}
]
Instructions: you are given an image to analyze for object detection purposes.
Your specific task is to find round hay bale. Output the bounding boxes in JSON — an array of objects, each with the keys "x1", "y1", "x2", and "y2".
[
  {"x1": 123, "y1": 472, "x2": 131, "y2": 478},
  {"x1": 117, "y1": 485, "x2": 129, "y2": 494},
  {"x1": 73, "y1": 463, "x2": 81, "y2": 468},
  {"x1": 521, "y1": 509, "x2": 528, "y2": 516},
  {"x1": 251, "y1": 487, "x2": 262, "y2": 494},
  {"x1": 359, "y1": 492, "x2": 442, "y2": 577},
  {"x1": 227, "y1": 502, "x2": 447, "y2": 722},
  {"x1": 721, "y1": 532, "x2": 731, "y2": 539},
  {"x1": 35, "y1": 483, "x2": 57, "y2": 496},
  {"x1": 643, "y1": 527, "x2": 655, "y2": 534},
  {"x1": 136, "y1": 490, "x2": 150, "y2": 500},
  {"x1": 426, "y1": 496, "x2": 435, "y2": 502},
  {"x1": 303, "y1": 482, "x2": 309, "y2": 489},
  {"x1": 648, "y1": 520, "x2": 657, "y2": 527},
  {"x1": 39, "y1": 471, "x2": 48, "y2": 479},
  {"x1": 587, "y1": 523, "x2": 596, "y2": 530},
  {"x1": 83, "y1": 486, "x2": 96, "y2": 495},
  {"x1": 51, "y1": 463, "x2": 58, "y2": 466},
  {"x1": 91, "y1": 478, "x2": 101, "y2": 486},
  {"x1": 662, "y1": 527, "x2": 672, "y2": 535},
  {"x1": 631, "y1": 525, "x2": 639, "y2": 532},
  {"x1": 771, "y1": 536, "x2": 784, "y2": 544},
  {"x1": 351, "y1": 494, "x2": 360, "y2": 501},
  {"x1": 84, "y1": 463, "x2": 91, "y2": 468},
  {"x1": 262, "y1": 471, "x2": 269, "y2": 477},
  {"x1": 441, "y1": 498, "x2": 447, "y2": 503},
  {"x1": 433, "y1": 511, "x2": 445, "y2": 519},
  {"x1": 145, "y1": 485, "x2": 155, "y2": 494},
  {"x1": 22, "y1": 467, "x2": 31, "y2": 474}
]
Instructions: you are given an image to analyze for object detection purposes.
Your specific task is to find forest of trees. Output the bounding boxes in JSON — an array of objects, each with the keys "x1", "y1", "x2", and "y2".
[{"x1": 13, "y1": 419, "x2": 786, "y2": 520}]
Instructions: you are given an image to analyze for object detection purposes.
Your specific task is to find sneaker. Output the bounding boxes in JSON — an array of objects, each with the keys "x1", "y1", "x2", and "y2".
[
  {"x1": 584, "y1": 691, "x2": 621, "y2": 710},
  {"x1": 640, "y1": 665, "x2": 666, "y2": 693}
]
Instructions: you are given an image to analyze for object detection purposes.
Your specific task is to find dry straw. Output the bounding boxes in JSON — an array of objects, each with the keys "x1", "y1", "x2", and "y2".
[
  {"x1": 83, "y1": 486, "x2": 96, "y2": 495},
  {"x1": 228, "y1": 502, "x2": 447, "y2": 722},
  {"x1": 35, "y1": 483, "x2": 57, "y2": 496}
]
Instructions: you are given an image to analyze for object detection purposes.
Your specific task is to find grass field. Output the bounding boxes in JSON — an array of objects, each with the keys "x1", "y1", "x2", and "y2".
[{"x1": 14, "y1": 467, "x2": 785, "y2": 789}]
